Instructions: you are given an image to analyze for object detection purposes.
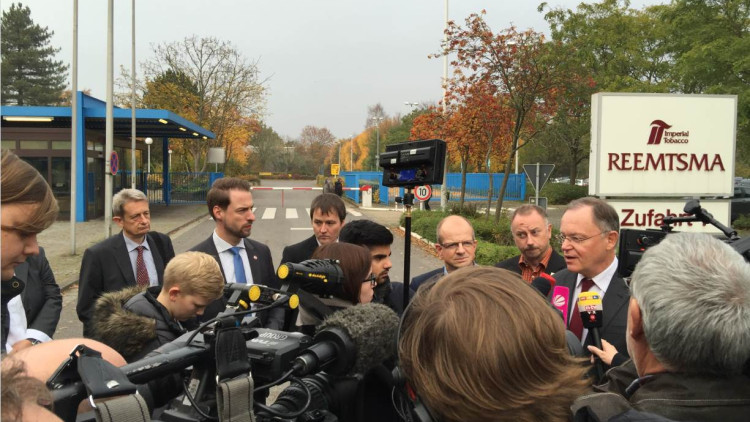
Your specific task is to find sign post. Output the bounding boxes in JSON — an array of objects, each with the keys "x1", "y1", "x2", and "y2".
[
  {"x1": 523, "y1": 163, "x2": 554, "y2": 209},
  {"x1": 331, "y1": 163, "x2": 340, "y2": 176}
]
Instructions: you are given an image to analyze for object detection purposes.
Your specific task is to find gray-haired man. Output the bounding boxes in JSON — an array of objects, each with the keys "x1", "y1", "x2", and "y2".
[
  {"x1": 573, "y1": 232, "x2": 750, "y2": 421},
  {"x1": 77, "y1": 189, "x2": 175, "y2": 337}
]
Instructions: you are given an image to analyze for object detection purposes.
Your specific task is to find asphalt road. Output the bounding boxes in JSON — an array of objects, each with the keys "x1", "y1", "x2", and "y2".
[{"x1": 53, "y1": 180, "x2": 441, "y2": 339}]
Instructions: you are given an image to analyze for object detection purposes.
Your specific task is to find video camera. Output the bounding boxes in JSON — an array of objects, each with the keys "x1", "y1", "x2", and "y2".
[
  {"x1": 47, "y1": 284, "x2": 380, "y2": 422},
  {"x1": 618, "y1": 199, "x2": 750, "y2": 277}
]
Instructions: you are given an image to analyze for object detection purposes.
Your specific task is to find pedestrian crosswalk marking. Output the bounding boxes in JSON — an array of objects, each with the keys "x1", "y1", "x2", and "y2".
[
  {"x1": 347, "y1": 208, "x2": 362, "y2": 217},
  {"x1": 286, "y1": 208, "x2": 298, "y2": 219},
  {"x1": 261, "y1": 208, "x2": 276, "y2": 220},
  {"x1": 305, "y1": 208, "x2": 310, "y2": 216}
]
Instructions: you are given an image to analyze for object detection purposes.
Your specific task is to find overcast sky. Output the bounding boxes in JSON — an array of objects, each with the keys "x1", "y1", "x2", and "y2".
[{"x1": 3, "y1": 0, "x2": 665, "y2": 140}]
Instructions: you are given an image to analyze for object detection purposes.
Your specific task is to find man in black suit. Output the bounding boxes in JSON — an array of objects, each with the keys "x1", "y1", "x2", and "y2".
[
  {"x1": 77, "y1": 189, "x2": 175, "y2": 337},
  {"x1": 411, "y1": 215, "x2": 477, "y2": 291},
  {"x1": 339, "y1": 219, "x2": 413, "y2": 315},
  {"x1": 280, "y1": 193, "x2": 346, "y2": 265},
  {"x1": 5, "y1": 247, "x2": 61, "y2": 352},
  {"x1": 553, "y1": 197, "x2": 629, "y2": 369},
  {"x1": 495, "y1": 204, "x2": 566, "y2": 282},
  {"x1": 190, "y1": 177, "x2": 285, "y2": 330}
]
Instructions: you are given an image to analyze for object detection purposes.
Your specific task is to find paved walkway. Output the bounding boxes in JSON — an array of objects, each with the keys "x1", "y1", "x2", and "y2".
[{"x1": 39, "y1": 204, "x2": 208, "y2": 290}]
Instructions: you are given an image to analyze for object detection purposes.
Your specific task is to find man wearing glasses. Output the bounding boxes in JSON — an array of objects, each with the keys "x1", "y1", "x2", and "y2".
[
  {"x1": 495, "y1": 204, "x2": 567, "y2": 282},
  {"x1": 411, "y1": 215, "x2": 477, "y2": 291},
  {"x1": 554, "y1": 197, "x2": 629, "y2": 368}
]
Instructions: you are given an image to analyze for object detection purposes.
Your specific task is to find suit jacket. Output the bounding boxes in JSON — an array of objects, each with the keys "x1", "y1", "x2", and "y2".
[
  {"x1": 281, "y1": 235, "x2": 319, "y2": 265},
  {"x1": 15, "y1": 247, "x2": 62, "y2": 339},
  {"x1": 77, "y1": 231, "x2": 175, "y2": 337},
  {"x1": 190, "y1": 236, "x2": 285, "y2": 330},
  {"x1": 495, "y1": 249, "x2": 567, "y2": 277},
  {"x1": 553, "y1": 268, "x2": 630, "y2": 361},
  {"x1": 410, "y1": 267, "x2": 444, "y2": 291}
]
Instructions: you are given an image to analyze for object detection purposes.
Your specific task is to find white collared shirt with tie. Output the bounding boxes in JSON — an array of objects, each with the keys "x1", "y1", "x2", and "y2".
[
  {"x1": 572, "y1": 257, "x2": 619, "y2": 345},
  {"x1": 212, "y1": 231, "x2": 255, "y2": 285}
]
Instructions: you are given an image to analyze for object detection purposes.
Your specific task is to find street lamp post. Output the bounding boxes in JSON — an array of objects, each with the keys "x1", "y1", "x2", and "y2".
[
  {"x1": 144, "y1": 137, "x2": 153, "y2": 173},
  {"x1": 370, "y1": 116, "x2": 384, "y2": 171},
  {"x1": 168, "y1": 148, "x2": 172, "y2": 172}
]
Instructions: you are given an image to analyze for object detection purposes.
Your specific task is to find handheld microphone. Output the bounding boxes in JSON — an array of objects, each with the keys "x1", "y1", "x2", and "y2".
[
  {"x1": 550, "y1": 285, "x2": 570, "y2": 325},
  {"x1": 293, "y1": 303, "x2": 399, "y2": 377},
  {"x1": 539, "y1": 271, "x2": 556, "y2": 286},
  {"x1": 530, "y1": 277, "x2": 552, "y2": 297},
  {"x1": 277, "y1": 259, "x2": 345, "y2": 297},
  {"x1": 577, "y1": 291, "x2": 605, "y2": 380}
]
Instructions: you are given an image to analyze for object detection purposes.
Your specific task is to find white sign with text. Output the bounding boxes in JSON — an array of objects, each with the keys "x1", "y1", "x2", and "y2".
[
  {"x1": 607, "y1": 199, "x2": 731, "y2": 234},
  {"x1": 590, "y1": 93, "x2": 737, "y2": 197}
]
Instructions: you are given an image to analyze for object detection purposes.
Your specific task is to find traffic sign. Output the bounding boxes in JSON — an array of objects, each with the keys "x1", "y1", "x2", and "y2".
[
  {"x1": 529, "y1": 196, "x2": 548, "y2": 211},
  {"x1": 110, "y1": 151, "x2": 119, "y2": 176},
  {"x1": 414, "y1": 185, "x2": 432, "y2": 201},
  {"x1": 331, "y1": 163, "x2": 340, "y2": 176},
  {"x1": 523, "y1": 163, "x2": 555, "y2": 193}
]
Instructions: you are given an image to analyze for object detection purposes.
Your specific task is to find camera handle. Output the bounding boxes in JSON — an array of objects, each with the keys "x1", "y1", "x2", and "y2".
[{"x1": 402, "y1": 189, "x2": 415, "y2": 312}]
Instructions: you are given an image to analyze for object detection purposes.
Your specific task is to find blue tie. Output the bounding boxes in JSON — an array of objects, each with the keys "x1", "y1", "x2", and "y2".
[{"x1": 230, "y1": 247, "x2": 247, "y2": 284}]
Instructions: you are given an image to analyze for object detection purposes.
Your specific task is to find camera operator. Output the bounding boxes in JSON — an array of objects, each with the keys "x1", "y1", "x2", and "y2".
[
  {"x1": 1, "y1": 150, "x2": 59, "y2": 354},
  {"x1": 399, "y1": 266, "x2": 589, "y2": 422},
  {"x1": 572, "y1": 232, "x2": 750, "y2": 421},
  {"x1": 296, "y1": 242, "x2": 374, "y2": 334}
]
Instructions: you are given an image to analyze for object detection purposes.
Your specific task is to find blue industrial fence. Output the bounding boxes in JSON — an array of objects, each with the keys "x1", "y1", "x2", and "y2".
[
  {"x1": 340, "y1": 171, "x2": 526, "y2": 205},
  {"x1": 116, "y1": 171, "x2": 223, "y2": 205}
]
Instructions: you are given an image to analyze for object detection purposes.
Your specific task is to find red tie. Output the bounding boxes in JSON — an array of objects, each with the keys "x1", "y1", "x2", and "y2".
[
  {"x1": 136, "y1": 246, "x2": 149, "y2": 287},
  {"x1": 569, "y1": 278, "x2": 595, "y2": 340}
]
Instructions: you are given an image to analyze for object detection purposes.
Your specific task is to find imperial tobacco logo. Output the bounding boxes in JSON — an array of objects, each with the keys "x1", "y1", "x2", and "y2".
[{"x1": 647, "y1": 120, "x2": 689, "y2": 145}]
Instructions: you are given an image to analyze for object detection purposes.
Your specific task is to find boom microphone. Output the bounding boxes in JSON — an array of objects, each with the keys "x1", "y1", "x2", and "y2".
[
  {"x1": 551, "y1": 285, "x2": 570, "y2": 326},
  {"x1": 293, "y1": 303, "x2": 400, "y2": 377},
  {"x1": 578, "y1": 291, "x2": 605, "y2": 380}
]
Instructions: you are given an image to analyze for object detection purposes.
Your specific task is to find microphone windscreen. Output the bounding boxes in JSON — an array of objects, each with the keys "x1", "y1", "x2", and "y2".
[
  {"x1": 317, "y1": 303, "x2": 399, "y2": 376},
  {"x1": 577, "y1": 291, "x2": 603, "y2": 329},
  {"x1": 551, "y1": 286, "x2": 570, "y2": 326},
  {"x1": 530, "y1": 277, "x2": 552, "y2": 297}
]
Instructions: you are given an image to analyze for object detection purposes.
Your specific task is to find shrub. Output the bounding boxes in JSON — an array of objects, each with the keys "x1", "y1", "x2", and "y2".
[
  {"x1": 475, "y1": 242, "x2": 518, "y2": 266},
  {"x1": 448, "y1": 202, "x2": 481, "y2": 218},
  {"x1": 733, "y1": 214, "x2": 750, "y2": 230},
  {"x1": 541, "y1": 183, "x2": 588, "y2": 205},
  {"x1": 235, "y1": 174, "x2": 261, "y2": 186}
]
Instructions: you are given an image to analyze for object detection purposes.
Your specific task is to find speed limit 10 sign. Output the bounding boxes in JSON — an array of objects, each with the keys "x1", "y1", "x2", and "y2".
[{"x1": 414, "y1": 185, "x2": 432, "y2": 201}]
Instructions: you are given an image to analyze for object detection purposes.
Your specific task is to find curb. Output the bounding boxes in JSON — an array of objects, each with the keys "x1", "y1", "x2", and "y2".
[{"x1": 398, "y1": 226, "x2": 436, "y2": 249}]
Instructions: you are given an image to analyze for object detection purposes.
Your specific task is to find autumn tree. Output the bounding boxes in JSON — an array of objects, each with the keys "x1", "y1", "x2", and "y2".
[
  {"x1": 136, "y1": 36, "x2": 266, "y2": 172},
  {"x1": 298, "y1": 125, "x2": 336, "y2": 175},
  {"x1": 1, "y1": 3, "x2": 68, "y2": 105},
  {"x1": 248, "y1": 123, "x2": 285, "y2": 172},
  {"x1": 441, "y1": 14, "x2": 558, "y2": 220}
]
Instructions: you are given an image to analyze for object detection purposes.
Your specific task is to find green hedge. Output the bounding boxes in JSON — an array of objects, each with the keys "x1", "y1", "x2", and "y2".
[
  {"x1": 475, "y1": 242, "x2": 518, "y2": 265},
  {"x1": 540, "y1": 183, "x2": 588, "y2": 205},
  {"x1": 733, "y1": 214, "x2": 750, "y2": 230}
]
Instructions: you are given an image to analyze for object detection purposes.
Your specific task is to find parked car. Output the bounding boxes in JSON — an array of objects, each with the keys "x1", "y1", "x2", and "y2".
[
  {"x1": 552, "y1": 177, "x2": 570, "y2": 184},
  {"x1": 731, "y1": 186, "x2": 750, "y2": 222},
  {"x1": 575, "y1": 178, "x2": 589, "y2": 186}
]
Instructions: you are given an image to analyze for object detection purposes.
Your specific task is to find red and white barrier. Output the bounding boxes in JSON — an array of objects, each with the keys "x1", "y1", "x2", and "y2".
[{"x1": 250, "y1": 186, "x2": 361, "y2": 207}]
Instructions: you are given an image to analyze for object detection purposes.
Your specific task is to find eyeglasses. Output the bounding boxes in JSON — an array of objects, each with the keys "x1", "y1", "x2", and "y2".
[
  {"x1": 363, "y1": 274, "x2": 377, "y2": 288},
  {"x1": 439, "y1": 240, "x2": 477, "y2": 251},
  {"x1": 556, "y1": 231, "x2": 605, "y2": 244}
]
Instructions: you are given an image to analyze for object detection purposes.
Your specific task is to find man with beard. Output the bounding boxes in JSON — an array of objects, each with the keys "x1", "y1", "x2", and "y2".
[
  {"x1": 190, "y1": 178, "x2": 285, "y2": 329},
  {"x1": 495, "y1": 205, "x2": 566, "y2": 282},
  {"x1": 77, "y1": 189, "x2": 175, "y2": 337},
  {"x1": 339, "y1": 219, "x2": 412, "y2": 315}
]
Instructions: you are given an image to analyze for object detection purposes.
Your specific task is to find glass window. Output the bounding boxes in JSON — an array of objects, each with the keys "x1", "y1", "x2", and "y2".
[
  {"x1": 52, "y1": 141, "x2": 71, "y2": 150},
  {"x1": 22, "y1": 157, "x2": 48, "y2": 180},
  {"x1": 19, "y1": 140, "x2": 48, "y2": 149},
  {"x1": 1, "y1": 140, "x2": 16, "y2": 149}
]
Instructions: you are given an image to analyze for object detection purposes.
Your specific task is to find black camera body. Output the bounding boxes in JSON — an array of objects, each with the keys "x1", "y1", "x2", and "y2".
[{"x1": 379, "y1": 139, "x2": 446, "y2": 188}]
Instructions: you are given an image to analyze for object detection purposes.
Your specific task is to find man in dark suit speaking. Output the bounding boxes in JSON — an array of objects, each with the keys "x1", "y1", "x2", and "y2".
[
  {"x1": 553, "y1": 197, "x2": 629, "y2": 367},
  {"x1": 77, "y1": 189, "x2": 175, "y2": 337},
  {"x1": 190, "y1": 177, "x2": 284, "y2": 330}
]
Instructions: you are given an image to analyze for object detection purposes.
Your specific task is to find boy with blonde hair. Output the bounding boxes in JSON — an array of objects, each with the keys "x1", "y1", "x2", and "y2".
[{"x1": 93, "y1": 251, "x2": 224, "y2": 362}]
